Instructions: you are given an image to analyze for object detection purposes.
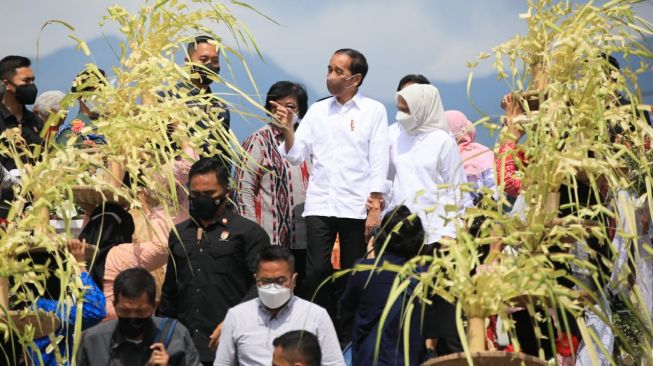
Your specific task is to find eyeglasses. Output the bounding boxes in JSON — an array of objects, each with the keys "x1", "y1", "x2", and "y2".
[
  {"x1": 255, "y1": 276, "x2": 289, "y2": 289},
  {"x1": 271, "y1": 103, "x2": 298, "y2": 114}
]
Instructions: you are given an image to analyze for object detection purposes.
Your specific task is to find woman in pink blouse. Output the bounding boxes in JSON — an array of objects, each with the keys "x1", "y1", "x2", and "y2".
[{"x1": 102, "y1": 146, "x2": 199, "y2": 320}]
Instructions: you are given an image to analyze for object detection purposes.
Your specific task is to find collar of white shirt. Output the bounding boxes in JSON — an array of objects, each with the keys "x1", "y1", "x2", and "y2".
[
  {"x1": 328, "y1": 91, "x2": 363, "y2": 114},
  {"x1": 256, "y1": 296, "x2": 296, "y2": 324}
]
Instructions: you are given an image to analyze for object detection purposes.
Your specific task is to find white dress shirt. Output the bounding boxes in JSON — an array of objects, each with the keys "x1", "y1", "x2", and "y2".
[
  {"x1": 388, "y1": 123, "x2": 467, "y2": 243},
  {"x1": 279, "y1": 92, "x2": 389, "y2": 219},
  {"x1": 213, "y1": 296, "x2": 345, "y2": 366}
]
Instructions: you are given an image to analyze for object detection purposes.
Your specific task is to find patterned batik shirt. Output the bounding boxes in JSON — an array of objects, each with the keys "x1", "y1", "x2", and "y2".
[{"x1": 236, "y1": 125, "x2": 310, "y2": 249}]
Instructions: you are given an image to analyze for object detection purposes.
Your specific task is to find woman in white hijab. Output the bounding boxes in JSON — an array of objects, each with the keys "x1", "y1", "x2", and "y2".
[
  {"x1": 388, "y1": 83, "x2": 466, "y2": 244},
  {"x1": 386, "y1": 82, "x2": 467, "y2": 356}
]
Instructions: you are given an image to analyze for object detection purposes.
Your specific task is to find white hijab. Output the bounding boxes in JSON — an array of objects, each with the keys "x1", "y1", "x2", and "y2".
[{"x1": 396, "y1": 84, "x2": 449, "y2": 135}]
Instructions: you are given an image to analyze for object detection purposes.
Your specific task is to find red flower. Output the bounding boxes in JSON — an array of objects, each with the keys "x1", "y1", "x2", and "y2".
[
  {"x1": 504, "y1": 344, "x2": 515, "y2": 353},
  {"x1": 555, "y1": 333, "x2": 579, "y2": 357},
  {"x1": 71, "y1": 119, "x2": 85, "y2": 134}
]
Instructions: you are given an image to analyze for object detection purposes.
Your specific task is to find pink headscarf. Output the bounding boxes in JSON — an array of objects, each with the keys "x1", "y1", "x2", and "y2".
[{"x1": 445, "y1": 110, "x2": 494, "y2": 177}]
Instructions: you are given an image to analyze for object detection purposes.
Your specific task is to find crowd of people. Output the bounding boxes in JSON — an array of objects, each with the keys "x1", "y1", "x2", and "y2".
[{"x1": 0, "y1": 34, "x2": 649, "y2": 366}]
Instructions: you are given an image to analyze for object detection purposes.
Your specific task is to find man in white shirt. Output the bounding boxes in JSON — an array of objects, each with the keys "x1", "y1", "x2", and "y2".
[
  {"x1": 275, "y1": 49, "x2": 389, "y2": 335},
  {"x1": 214, "y1": 246, "x2": 344, "y2": 366}
]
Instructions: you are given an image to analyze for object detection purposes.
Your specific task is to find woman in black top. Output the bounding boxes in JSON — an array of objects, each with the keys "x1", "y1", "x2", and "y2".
[{"x1": 342, "y1": 205, "x2": 436, "y2": 366}]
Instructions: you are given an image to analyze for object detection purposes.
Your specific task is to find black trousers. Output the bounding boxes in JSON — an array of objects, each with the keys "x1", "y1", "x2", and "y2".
[
  {"x1": 290, "y1": 248, "x2": 307, "y2": 299},
  {"x1": 426, "y1": 242, "x2": 463, "y2": 356},
  {"x1": 304, "y1": 216, "x2": 366, "y2": 343}
]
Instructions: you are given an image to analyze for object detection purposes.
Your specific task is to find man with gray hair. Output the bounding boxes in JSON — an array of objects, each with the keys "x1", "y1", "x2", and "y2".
[{"x1": 33, "y1": 90, "x2": 66, "y2": 138}]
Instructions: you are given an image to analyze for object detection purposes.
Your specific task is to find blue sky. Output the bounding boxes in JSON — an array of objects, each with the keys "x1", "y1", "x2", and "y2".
[
  {"x1": 2, "y1": 0, "x2": 653, "y2": 146},
  {"x1": 2, "y1": 0, "x2": 532, "y2": 84}
]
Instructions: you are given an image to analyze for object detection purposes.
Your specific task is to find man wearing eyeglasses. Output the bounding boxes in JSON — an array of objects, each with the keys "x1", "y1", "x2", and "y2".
[{"x1": 214, "y1": 246, "x2": 344, "y2": 366}]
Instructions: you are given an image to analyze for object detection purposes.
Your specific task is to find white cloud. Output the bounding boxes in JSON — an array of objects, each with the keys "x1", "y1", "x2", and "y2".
[
  {"x1": 2, "y1": 0, "x2": 651, "y2": 102},
  {"x1": 0, "y1": 1, "x2": 528, "y2": 96},
  {"x1": 0, "y1": 0, "x2": 141, "y2": 57},
  {"x1": 221, "y1": 0, "x2": 530, "y2": 101}
]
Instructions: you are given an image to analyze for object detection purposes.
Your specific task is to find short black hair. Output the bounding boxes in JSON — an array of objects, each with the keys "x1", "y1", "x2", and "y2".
[
  {"x1": 188, "y1": 157, "x2": 230, "y2": 187},
  {"x1": 188, "y1": 35, "x2": 217, "y2": 56},
  {"x1": 0, "y1": 55, "x2": 31, "y2": 82},
  {"x1": 397, "y1": 74, "x2": 431, "y2": 91},
  {"x1": 265, "y1": 81, "x2": 309, "y2": 119},
  {"x1": 113, "y1": 267, "x2": 156, "y2": 306},
  {"x1": 256, "y1": 245, "x2": 295, "y2": 273},
  {"x1": 71, "y1": 67, "x2": 107, "y2": 93},
  {"x1": 273, "y1": 330, "x2": 321, "y2": 366},
  {"x1": 598, "y1": 53, "x2": 621, "y2": 84},
  {"x1": 374, "y1": 205, "x2": 425, "y2": 258},
  {"x1": 600, "y1": 53, "x2": 620, "y2": 71},
  {"x1": 16, "y1": 250, "x2": 63, "y2": 301},
  {"x1": 334, "y1": 48, "x2": 368, "y2": 87}
]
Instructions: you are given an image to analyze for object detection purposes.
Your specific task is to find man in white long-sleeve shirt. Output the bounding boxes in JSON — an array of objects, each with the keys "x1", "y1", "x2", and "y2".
[
  {"x1": 275, "y1": 48, "x2": 389, "y2": 340},
  {"x1": 214, "y1": 246, "x2": 344, "y2": 366}
]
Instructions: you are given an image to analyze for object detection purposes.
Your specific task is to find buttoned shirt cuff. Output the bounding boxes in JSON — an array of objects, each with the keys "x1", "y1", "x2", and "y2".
[
  {"x1": 277, "y1": 141, "x2": 289, "y2": 156},
  {"x1": 369, "y1": 177, "x2": 387, "y2": 194},
  {"x1": 277, "y1": 142, "x2": 302, "y2": 165}
]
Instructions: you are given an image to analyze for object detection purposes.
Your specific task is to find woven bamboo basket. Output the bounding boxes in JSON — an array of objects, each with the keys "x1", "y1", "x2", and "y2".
[{"x1": 422, "y1": 351, "x2": 546, "y2": 366}]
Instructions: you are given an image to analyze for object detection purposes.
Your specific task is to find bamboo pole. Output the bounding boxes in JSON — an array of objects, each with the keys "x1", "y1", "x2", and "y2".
[
  {"x1": 467, "y1": 316, "x2": 486, "y2": 353},
  {"x1": 0, "y1": 277, "x2": 8, "y2": 311},
  {"x1": 544, "y1": 191, "x2": 561, "y2": 216},
  {"x1": 108, "y1": 158, "x2": 125, "y2": 189},
  {"x1": 531, "y1": 62, "x2": 548, "y2": 91}
]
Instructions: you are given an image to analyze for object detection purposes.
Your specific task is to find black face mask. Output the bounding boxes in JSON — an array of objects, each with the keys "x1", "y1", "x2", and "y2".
[
  {"x1": 117, "y1": 316, "x2": 151, "y2": 339},
  {"x1": 12, "y1": 83, "x2": 38, "y2": 105},
  {"x1": 189, "y1": 194, "x2": 224, "y2": 222},
  {"x1": 191, "y1": 63, "x2": 220, "y2": 85}
]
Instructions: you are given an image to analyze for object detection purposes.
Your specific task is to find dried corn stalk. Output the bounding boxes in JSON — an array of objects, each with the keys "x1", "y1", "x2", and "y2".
[
  {"x1": 374, "y1": 0, "x2": 653, "y2": 364},
  {"x1": 0, "y1": 0, "x2": 268, "y2": 364}
]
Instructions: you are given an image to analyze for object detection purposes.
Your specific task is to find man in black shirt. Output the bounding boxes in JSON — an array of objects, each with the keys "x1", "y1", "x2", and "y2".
[
  {"x1": 159, "y1": 157, "x2": 270, "y2": 365},
  {"x1": 0, "y1": 55, "x2": 44, "y2": 217},
  {"x1": 184, "y1": 35, "x2": 230, "y2": 127},
  {"x1": 164, "y1": 36, "x2": 231, "y2": 161}
]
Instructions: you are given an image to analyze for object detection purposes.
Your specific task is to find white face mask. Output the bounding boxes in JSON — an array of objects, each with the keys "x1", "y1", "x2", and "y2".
[
  {"x1": 83, "y1": 97, "x2": 100, "y2": 114},
  {"x1": 396, "y1": 111, "x2": 418, "y2": 132},
  {"x1": 257, "y1": 286, "x2": 292, "y2": 309},
  {"x1": 291, "y1": 112, "x2": 299, "y2": 126}
]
